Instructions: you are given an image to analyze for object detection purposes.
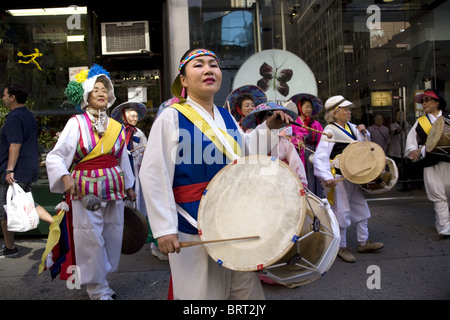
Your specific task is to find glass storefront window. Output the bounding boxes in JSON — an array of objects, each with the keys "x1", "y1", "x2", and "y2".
[
  {"x1": 1, "y1": 6, "x2": 91, "y2": 171},
  {"x1": 188, "y1": 0, "x2": 256, "y2": 105},
  {"x1": 0, "y1": 6, "x2": 89, "y2": 114}
]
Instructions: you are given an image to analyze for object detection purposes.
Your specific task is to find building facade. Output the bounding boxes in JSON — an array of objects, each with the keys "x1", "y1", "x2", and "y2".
[{"x1": 1, "y1": 0, "x2": 449, "y2": 140}]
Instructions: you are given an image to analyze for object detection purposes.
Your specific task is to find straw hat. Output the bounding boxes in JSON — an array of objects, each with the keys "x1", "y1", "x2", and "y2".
[
  {"x1": 241, "y1": 102, "x2": 298, "y2": 130},
  {"x1": 111, "y1": 102, "x2": 147, "y2": 123},
  {"x1": 155, "y1": 97, "x2": 181, "y2": 119},
  {"x1": 288, "y1": 93, "x2": 323, "y2": 115},
  {"x1": 224, "y1": 85, "x2": 267, "y2": 119}
]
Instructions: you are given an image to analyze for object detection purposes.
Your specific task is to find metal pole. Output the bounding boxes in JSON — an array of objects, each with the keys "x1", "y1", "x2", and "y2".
[{"x1": 280, "y1": 1, "x2": 286, "y2": 50}]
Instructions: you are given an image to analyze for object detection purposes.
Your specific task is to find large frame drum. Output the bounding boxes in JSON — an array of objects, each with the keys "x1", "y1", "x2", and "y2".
[
  {"x1": 426, "y1": 116, "x2": 450, "y2": 157},
  {"x1": 339, "y1": 141, "x2": 386, "y2": 185},
  {"x1": 340, "y1": 142, "x2": 398, "y2": 195},
  {"x1": 197, "y1": 155, "x2": 306, "y2": 272},
  {"x1": 260, "y1": 190, "x2": 340, "y2": 287}
]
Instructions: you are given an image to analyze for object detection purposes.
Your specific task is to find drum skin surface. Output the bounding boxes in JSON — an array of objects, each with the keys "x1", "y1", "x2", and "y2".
[
  {"x1": 198, "y1": 156, "x2": 306, "y2": 272},
  {"x1": 121, "y1": 206, "x2": 149, "y2": 255},
  {"x1": 340, "y1": 141, "x2": 386, "y2": 184},
  {"x1": 426, "y1": 116, "x2": 450, "y2": 154}
]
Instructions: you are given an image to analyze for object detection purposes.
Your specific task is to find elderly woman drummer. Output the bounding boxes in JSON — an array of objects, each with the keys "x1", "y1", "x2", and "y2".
[
  {"x1": 139, "y1": 48, "x2": 292, "y2": 300},
  {"x1": 313, "y1": 95, "x2": 383, "y2": 263},
  {"x1": 46, "y1": 65, "x2": 136, "y2": 300}
]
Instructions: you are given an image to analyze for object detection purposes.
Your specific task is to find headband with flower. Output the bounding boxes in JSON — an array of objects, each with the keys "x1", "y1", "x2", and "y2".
[{"x1": 65, "y1": 64, "x2": 115, "y2": 110}]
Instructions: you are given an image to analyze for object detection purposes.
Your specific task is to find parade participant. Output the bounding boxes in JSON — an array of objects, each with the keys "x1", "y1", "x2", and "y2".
[
  {"x1": 224, "y1": 85, "x2": 267, "y2": 129},
  {"x1": 405, "y1": 89, "x2": 450, "y2": 236},
  {"x1": 45, "y1": 65, "x2": 136, "y2": 300},
  {"x1": 139, "y1": 48, "x2": 292, "y2": 300},
  {"x1": 111, "y1": 102, "x2": 167, "y2": 260},
  {"x1": 288, "y1": 93, "x2": 324, "y2": 197},
  {"x1": 111, "y1": 102, "x2": 148, "y2": 214},
  {"x1": 241, "y1": 102, "x2": 308, "y2": 188},
  {"x1": 313, "y1": 95, "x2": 383, "y2": 263}
]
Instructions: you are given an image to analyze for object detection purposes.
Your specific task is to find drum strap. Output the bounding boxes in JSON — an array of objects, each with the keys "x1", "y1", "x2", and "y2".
[
  {"x1": 170, "y1": 103, "x2": 241, "y2": 161},
  {"x1": 418, "y1": 115, "x2": 432, "y2": 135}
]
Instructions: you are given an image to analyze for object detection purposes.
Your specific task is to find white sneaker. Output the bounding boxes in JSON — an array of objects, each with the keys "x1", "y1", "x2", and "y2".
[
  {"x1": 106, "y1": 287, "x2": 116, "y2": 299},
  {"x1": 151, "y1": 243, "x2": 168, "y2": 260},
  {"x1": 97, "y1": 293, "x2": 113, "y2": 300}
]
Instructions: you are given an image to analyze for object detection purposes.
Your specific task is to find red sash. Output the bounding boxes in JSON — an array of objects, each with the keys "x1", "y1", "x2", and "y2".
[
  {"x1": 74, "y1": 154, "x2": 118, "y2": 171},
  {"x1": 172, "y1": 181, "x2": 209, "y2": 203}
]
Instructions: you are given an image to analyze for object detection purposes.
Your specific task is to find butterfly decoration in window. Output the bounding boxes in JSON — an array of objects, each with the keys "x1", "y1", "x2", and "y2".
[{"x1": 257, "y1": 62, "x2": 293, "y2": 97}]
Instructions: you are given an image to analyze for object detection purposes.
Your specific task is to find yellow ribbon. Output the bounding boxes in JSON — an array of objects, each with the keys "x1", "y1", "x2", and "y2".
[
  {"x1": 170, "y1": 103, "x2": 241, "y2": 161},
  {"x1": 37, "y1": 210, "x2": 66, "y2": 275},
  {"x1": 417, "y1": 115, "x2": 432, "y2": 135},
  {"x1": 79, "y1": 118, "x2": 123, "y2": 164}
]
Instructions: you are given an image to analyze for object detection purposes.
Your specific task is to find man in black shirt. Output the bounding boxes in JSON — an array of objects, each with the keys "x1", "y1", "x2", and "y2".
[{"x1": 0, "y1": 83, "x2": 39, "y2": 258}]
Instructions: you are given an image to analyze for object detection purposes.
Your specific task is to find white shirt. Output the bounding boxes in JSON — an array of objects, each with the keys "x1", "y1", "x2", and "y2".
[
  {"x1": 405, "y1": 110, "x2": 442, "y2": 158},
  {"x1": 313, "y1": 122, "x2": 370, "y2": 182},
  {"x1": 46, "y1": 116, "x2": 135, "y2": 194}
]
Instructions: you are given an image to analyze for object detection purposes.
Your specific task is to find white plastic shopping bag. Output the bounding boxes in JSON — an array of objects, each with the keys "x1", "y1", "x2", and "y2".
[{"x1": 3, "y1": 183, "x2": 39, "y2": 232}]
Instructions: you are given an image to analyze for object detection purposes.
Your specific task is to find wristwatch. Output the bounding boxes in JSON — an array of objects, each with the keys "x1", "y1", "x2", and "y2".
[{"x1": 6, "y1": 169, "x2": 14, "y2": 174}]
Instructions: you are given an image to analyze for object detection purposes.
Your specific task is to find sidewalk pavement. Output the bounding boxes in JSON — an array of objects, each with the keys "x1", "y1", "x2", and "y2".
[{"x1": 0, "y1": 186, "x2": 449, "y2": 301}]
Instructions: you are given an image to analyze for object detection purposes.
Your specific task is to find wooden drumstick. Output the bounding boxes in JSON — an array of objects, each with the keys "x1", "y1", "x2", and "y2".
[
  {"x1": 129, "y1": 145, "x2": 146, "y2": 153},
  {"x1": 268, "y1": 111, "x2": 333, "y2": 139},
  {"x1": 180, "y1": 236, "x2": 260, "y2": 248},
  {"x1": 296, "y1": 140, "x2": 316, "y2": 154},
  {"x1": 335, "y1": 167, "x2": 372, "y2": 182}
]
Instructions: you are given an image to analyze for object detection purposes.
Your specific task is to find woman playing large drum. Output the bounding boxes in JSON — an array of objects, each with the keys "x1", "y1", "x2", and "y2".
[
  {"x1": 139, "y1": 48, "x2": 292, "y2": 300},
  {"x1": 313, "y1": 95, "x2": 383, "y2": 263}
]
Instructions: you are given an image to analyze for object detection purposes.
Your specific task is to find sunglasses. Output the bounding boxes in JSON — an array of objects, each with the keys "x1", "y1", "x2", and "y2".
[{"x1": 421, "y1": 96, "x2": 436, "y2": 103}]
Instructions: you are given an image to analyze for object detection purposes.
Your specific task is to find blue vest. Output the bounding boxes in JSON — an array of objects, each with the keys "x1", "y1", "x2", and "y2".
[{"x1": 173, "y1": 106, "x2": 242, "y2": 234}]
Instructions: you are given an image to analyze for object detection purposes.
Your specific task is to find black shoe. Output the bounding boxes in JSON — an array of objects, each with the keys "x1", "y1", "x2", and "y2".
[{"x1": 0, "y1": 243, "x2": 19, "y2": 258}]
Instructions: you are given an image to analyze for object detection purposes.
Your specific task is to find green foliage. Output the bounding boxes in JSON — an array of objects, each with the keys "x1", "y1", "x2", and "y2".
[{"x1": 0, "y1": 100, "x2": 8, "y2": 128}]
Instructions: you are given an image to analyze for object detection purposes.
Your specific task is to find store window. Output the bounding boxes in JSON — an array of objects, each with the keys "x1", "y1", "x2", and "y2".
[
  {"x1": 188, "y1": 0, "x2": 256, "y2": 105},
  {"x1": 1, "y1": 6, "x2": 91, "y2": 172},
  {"x1": 0, "y1": 6, "x2": 90, "y2": 115}
]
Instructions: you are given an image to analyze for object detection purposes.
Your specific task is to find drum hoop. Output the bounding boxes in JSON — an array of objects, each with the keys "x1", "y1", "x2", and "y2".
[
  {"x1": 262, "y1": 190, "x2": 340, "y2": 287},
  {"x1": 197, "y1": 155, "x2": 306, "y2": 272},
  {"x1": 358, "y1": 156, "x2": 399, "y2": 195}
]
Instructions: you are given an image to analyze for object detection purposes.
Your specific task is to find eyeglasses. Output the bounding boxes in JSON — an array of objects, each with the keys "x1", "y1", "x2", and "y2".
[{"x1": 422, "y1": 96, "x2": 435, "y2": 103}]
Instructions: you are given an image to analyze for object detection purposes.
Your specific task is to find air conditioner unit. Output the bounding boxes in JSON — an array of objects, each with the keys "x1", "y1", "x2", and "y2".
[{"x1": 101, "y1": 21, "x2": 150, "y2": 55}]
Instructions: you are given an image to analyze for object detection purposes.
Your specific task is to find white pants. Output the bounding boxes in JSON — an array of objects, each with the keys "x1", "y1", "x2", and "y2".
[
  {"x1": 332, "y1": 175, "x2": 371, "y2": 247},
  {"x1": 169, "y1": 232, "x2": 265, "y2": 300},
  {"x1": 71, "y1": 200, "x2": 124, "y2": 299},
  {"x1": 424, "y1": 162, "x2": 450, "y2": 235}
]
